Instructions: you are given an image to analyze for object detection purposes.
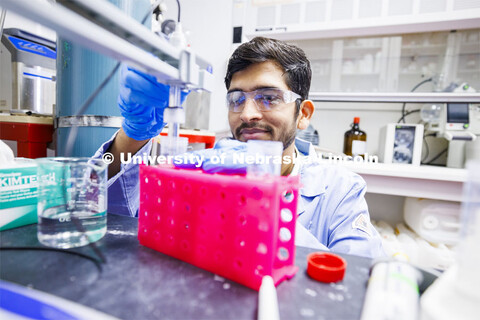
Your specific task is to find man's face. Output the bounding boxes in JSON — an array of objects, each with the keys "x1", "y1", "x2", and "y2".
[{"x1": 227, "y1": 61, "x2": 299, "y2": 149}]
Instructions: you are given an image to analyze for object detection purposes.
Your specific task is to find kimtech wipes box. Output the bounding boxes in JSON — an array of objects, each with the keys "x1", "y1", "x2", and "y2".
[{"x1": 0, "y1": 159, "x2": 38, "y2": 231}]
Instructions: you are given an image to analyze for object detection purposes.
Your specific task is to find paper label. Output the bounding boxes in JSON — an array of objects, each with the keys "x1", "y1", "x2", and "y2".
[
  {"x1": 0, "y1": 166, "x2": 37, "y2": 208},
  {"x1": 352, "y1": 140, "x2": 366, "y2": 156}
]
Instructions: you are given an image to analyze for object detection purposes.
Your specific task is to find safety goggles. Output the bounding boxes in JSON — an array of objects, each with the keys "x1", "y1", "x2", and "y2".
[{"x1": 226, "y1": 88, "x2": 302, "y2": 113}]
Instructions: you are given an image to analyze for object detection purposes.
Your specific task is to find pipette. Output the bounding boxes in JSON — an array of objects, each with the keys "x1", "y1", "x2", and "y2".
[{"x1": 161, "y1": 85, "x2": 188, "y2": 157}]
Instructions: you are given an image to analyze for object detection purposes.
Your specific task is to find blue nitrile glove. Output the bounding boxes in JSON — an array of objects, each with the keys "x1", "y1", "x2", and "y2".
[
  {"x1": 175, "y1": 139, "x2": 248, "y2": 174},
  {"x1": 118, "y1": 65, "x2": 188, "y2": 140}
]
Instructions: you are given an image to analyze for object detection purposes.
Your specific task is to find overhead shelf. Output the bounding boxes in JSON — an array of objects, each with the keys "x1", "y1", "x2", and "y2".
[
  {"x1": 309, "y1": 92, "x2": 480, "y2": 103},
  {"x1": 339, "y1": 162, "x2": 467, "y2": 202}
]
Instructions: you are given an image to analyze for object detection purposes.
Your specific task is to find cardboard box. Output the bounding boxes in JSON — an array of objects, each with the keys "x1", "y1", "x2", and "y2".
[{"x1": 0, "y1": 159, "x2": 37, "y2": 231}]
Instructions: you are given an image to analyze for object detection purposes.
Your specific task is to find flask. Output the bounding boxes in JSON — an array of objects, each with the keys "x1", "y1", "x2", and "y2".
[{"x1": 343, "y1": 117, "x2": 367, "y2": 158}]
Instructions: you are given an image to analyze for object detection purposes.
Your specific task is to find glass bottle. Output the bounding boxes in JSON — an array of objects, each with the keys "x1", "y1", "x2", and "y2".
[{"x1": 343, "y1": 117, "x2": 367, "y2": 158}]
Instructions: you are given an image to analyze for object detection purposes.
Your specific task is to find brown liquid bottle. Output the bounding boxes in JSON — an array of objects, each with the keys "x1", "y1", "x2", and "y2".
[{"x1": 343, "y1": 117, "x2": 367, "y2": 158}]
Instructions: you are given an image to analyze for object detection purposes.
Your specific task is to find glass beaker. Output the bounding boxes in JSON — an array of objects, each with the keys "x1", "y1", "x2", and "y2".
[{"x1": 36, "y1": 157, "x2": 108, "y2": 249}]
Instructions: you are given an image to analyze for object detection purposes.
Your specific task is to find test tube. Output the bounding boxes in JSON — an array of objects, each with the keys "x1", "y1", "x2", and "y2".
[
  {"x1": 167, "y1": 85, "x2": 182, "y2": 138},
  {"x1": 162, "y1": 85, "x2": 187, "y2": 156},
  {"x1": 246, "y1": 140, "x2": 283, "y2": 178}
]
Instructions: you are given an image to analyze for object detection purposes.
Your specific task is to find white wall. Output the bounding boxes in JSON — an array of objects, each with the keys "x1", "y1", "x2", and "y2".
[{"x1": 162, "y1": 0, "x2": 233, "y2": 133}]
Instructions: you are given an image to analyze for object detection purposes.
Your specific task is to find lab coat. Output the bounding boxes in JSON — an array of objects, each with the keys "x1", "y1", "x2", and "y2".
[{"x1": 93, "y1": 133, "x2": 385, "y2": 259}]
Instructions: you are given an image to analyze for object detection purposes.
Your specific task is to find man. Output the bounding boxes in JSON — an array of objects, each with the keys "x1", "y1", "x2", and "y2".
[{"x1": 93, "y1": 37, "x2": 384, "y2": 258}]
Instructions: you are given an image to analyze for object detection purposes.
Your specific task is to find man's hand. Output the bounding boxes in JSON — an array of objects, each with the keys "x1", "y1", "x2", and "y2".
[
  {"x1": 107, "y1": 65, "x2": 188, "y2": 178},
  {"x1": 118, "y1": 65, "x2": 170, "y2": 141},
  {"x1": 175, "y1": 139, "x2": 248, "y2": 174}
]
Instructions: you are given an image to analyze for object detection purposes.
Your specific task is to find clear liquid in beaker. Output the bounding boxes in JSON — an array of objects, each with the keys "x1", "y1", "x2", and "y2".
[
  {"x1": 36, "y1": 157, "x2": 108, "y2": 249},
  {"x1": 37, "y1": 206, "x2": 106, "y2": 249}
]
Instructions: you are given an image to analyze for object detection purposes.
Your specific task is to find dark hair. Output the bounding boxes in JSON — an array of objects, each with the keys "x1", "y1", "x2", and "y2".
[{"x1": 224, "y1": 37, "x2": 312, "y2": 110}]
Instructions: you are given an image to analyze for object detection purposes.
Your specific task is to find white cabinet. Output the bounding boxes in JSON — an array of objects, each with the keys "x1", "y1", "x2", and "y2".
[
  {"x1": 244, "y1": 0, "x2": 480, "y2": 41},
  {"x1": 333, "y1": 37, "x2": 390, "y2": 92},
  {"x1": 242, "y1": 0, "x2": 480, "y2": 92},
  {"x1": 289, "y1": 29, "x2": 480, "y2": 93}
]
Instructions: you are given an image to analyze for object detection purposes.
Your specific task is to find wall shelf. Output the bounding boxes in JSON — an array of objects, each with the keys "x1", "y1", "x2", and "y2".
[
  {"x1": 340, "y1": 162, "x2": 466, "y2": 202},
  {"x1": 309, "y1": 92, "x2": 480, "y2": 103},
  {"x1": 341, "y1": 73, "x2": 380, "y2": 76}
]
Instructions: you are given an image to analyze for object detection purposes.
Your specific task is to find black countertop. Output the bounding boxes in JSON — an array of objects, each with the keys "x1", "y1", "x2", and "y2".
[{"x1": 0, "y1": 213, "x2": 373, "y2": 320}]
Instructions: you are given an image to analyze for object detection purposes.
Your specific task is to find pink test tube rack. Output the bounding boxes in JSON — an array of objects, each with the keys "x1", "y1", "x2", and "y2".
[{"x1": 138, "y1": 164, "x2": 300, "y2": 291}]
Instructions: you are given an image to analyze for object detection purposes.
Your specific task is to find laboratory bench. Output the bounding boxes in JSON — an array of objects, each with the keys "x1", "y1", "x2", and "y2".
[{"x1": 0, "y1": 214, "x2": 373, "y2": 320}]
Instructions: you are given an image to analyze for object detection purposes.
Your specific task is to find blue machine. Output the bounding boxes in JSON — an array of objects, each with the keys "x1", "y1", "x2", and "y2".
[
  {"x1": 56, "y1": 0, "x2": 150, "y2": 157},
  {"x1": 0, "y1": 28, "x2": 56, "y2": 115}
]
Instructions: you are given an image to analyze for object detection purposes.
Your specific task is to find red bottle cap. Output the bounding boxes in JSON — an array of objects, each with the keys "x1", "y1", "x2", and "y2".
[
  {"x1": 307, "y1": 252, "x2": 347, "y2": 283},
  {"x1": 353, "y1": 117, "x2": 360, "y2": 124}
]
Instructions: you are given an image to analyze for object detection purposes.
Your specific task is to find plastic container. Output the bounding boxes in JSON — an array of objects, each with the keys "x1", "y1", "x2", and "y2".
[
  {"x1": 138, "y1": 164, "x2": 300, "y2": 290},
  {"x1": 403, "y1": 197, "x2": 461, "y2": 246}
]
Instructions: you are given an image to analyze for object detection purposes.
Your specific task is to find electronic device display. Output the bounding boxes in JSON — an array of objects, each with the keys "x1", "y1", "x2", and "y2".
[
  {"x1": 393, "y1": 125, "x2": 417, "y2": 164},
  {"x1": 447, "y1": 103, "x2": 469, "y2": 124},
  {"x1": 378, "y1": 124, "x2": 424, "y2": 166}
]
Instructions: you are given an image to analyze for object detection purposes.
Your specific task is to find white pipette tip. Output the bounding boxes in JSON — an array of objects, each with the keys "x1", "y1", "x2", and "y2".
[{"x1": 258, "y1": 276, "x2": 280, "y2": 320}]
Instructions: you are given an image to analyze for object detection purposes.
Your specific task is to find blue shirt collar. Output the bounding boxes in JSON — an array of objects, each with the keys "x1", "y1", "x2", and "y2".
[{"x1": 295, "y1": 137, "x2": 314, "y2": 156}]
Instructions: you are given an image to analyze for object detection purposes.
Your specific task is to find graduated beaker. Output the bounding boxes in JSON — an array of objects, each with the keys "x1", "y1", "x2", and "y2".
[{"x1": 36, "y1": 157, "x2": 108, "y2": 249}]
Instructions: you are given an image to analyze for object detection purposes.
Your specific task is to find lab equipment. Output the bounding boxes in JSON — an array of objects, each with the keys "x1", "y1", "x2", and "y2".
[
  {"x1": 246, "y1": 140, "x2": 283, "y2": 177},
  {"x1": 420, "y1": 104, "x2": 442, "y2": 124},
  {"x1": 423, "y1": 101, "x2": 480, "y2": 168},
  {"x1": 403, "y1": 197, "x2": 461, "y2": 246},
  {"x1": 258, "y1": 276, "x2": 280, "y2": 320},
  {"x1": 0, "y1": 115, "x2": 54, "y2": 158},
  {"x1": 360, "y1": 260, "x2": 423, "y2": 320},
  {"x1": 1, "y1": 0, "x2": 214, "y2": 156},
  {"x1": 378, "y1": 124, "x2": 424, "y2": 166},
  {"x1": 0, "y1": 28, "x2": 56, "y2": 115},
  {"x1": 36, "y1": 157, "x2": 108, "y2": 249},
  {"x1": 174, "y1": 139, "x2": 248, "y2": 174},
  {"x1": 138, "y1": 164, "x2": 300, "y2": 290},
  {"x1": 306, "y1": 252, "x2": 347, "y2": 283},
  {"x1": 465, "y1": 137, "x2": 480, "y2": 163},
  {"x1": 420, "y1": 160, "x2": 480, "y2": 320},
  {"x1": 343, "y1": 117, "x2": 366, "y2": 157},
  {"x1": 56, "y1": 0, "x2": 149, "y2": 157},
  {"x1": 162, "y1": 85, "x2": 189, "y2": 156}
]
